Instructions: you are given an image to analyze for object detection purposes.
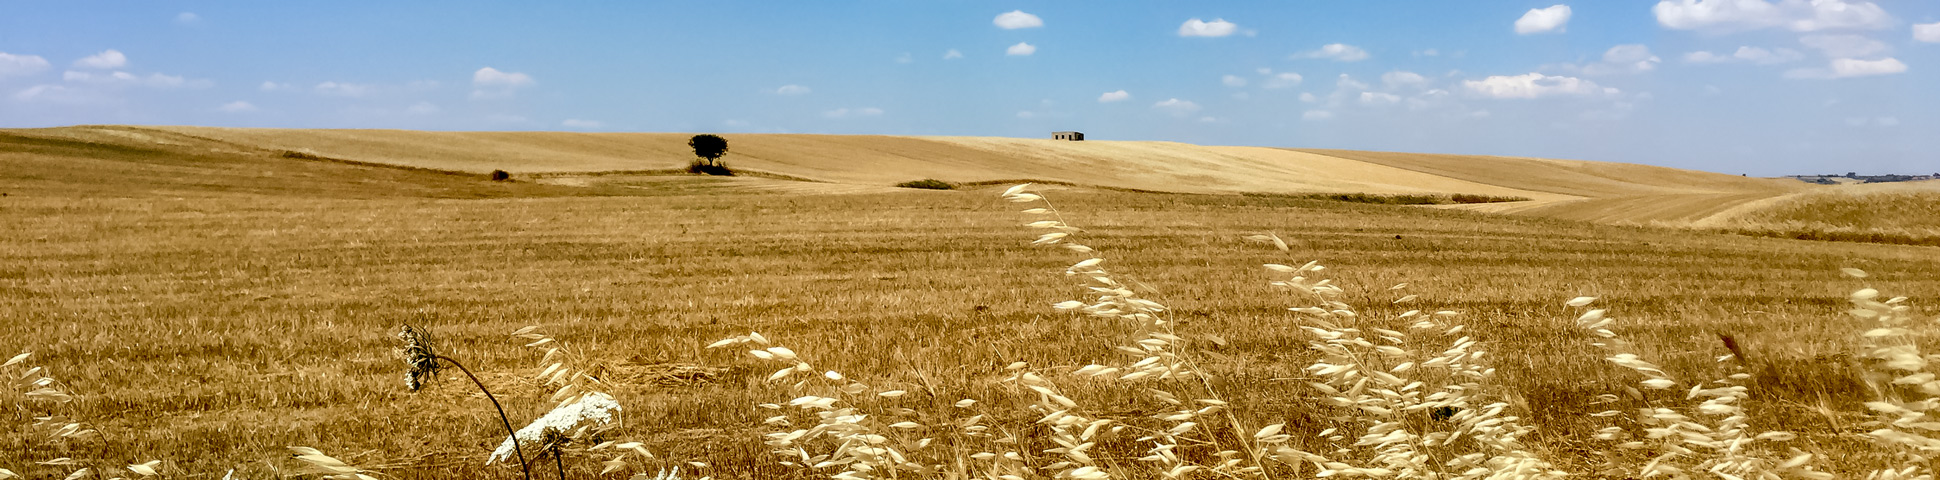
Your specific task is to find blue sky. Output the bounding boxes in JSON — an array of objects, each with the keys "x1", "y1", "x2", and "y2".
[{"x1": 3, "y1": 1, "x2": 1937, "y2": 176}]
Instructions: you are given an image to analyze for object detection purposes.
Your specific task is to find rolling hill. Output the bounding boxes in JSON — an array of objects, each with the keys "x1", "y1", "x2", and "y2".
[{"x1": 9, "y1": 124, "x2": 1930, "y2": 240}]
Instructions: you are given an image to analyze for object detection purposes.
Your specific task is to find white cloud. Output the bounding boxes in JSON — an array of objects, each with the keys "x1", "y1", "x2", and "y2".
[
  {"x1": 1197, "y1": 116, "x2": 1218, "y2": 123},
  {"x1": 1299, "y1": 92, "x2": 1319, "y2": 103},
  {"x1": 1293, "y1": 43, "x2": 1369, "y2": 61},
  {"x1": 824, "y1": 107, "x2": 885, "y2": 119},
  {"x1": 1006, "y1": 42, "x2": 1037, "y2": 56},
  {"x1": 175, "y1": 12, "x2": 199, "y2": 24},
  {"x1": 314, "y1": 81, "x2": 371, "y2": 97},
  {"x1": 1582, "y1": 44, "x2": 1662, "y2": 75},
  {"x1": 1302, "y1": 110, "x2": 1334, "y2": 121},
  {"x1": 64, "y1": 70, "x2": 194, "y2": 88},
  {"x1": 895, "y1": 53, "x2": 913, "y2": 64},
  {"x1": 1918, "y1": 22, "x2": 1940, "y2": 42},
  {"x1": 1785, "y1": 57, "x2": 1907, "y2": 78},
  {"x1": 771, "y1": 84, "x2": 811, "y2": 95},
  {"x1": 1877, "y1": 116, "x2": 1900, "y2": 126},
  {"x1": 217, "y1": 101, "x2": 256, "y2": 113},
  {"x1": 74, "y1": 50, "x2": 127, "y2": 69},
  {"x1": 1515, "y1": 5, "x2": 1573, "y2": 34},
  {"x1": 0, "y1": 52, "x2": 51, "y2": 77},
  {"x1": 1653, "y1": 0, "x2": 1892, "y2": 32},
  {"x1": 562, "y1": 119, "x2": 603, "y2": 128},
  {"x1": 993, "y1": 10, "x2": 1043, "y2": 29},
  {"x1": 1098, "y1": 90, "x2": 1130, "y2": 102},
  {"x1": 1382, "y1": 71, "x2": 1428, "y2": 88},
  {"x1": 486, "y1": 114, "x2": 528, "y2": 123},
  {"x1": 259, "y1": 81, "x2": 294, "y2": 91},
  {"x1": 406, "y1": 102, "x2": 440, "y2": 115},
  {"x1": 1016, "y1": 111, "x2": 1036, "y2": 119},
  {"x1": 1415, "y1": 48, "x2": 1441, "y2": 57},
  {"x1": 12, "y1": 84, "x2": 97, "y2": 103},
  {"x1": 1152, "y1": 98, "x2": 1200, "y2": 116},
  {"x1": 1799, "y1": 34, "x2": 1888, "y2": 58},
  {"x1": 1359, "y1": 92, "x2": 1402, "y2": 105},
  {"x1": 472, "y1": 67, "x2": 534, "y2": 99},
  {"x1": 1335, "y1": 74, "x2": 1368, "y2": 91},
  {"x1": 1264, "y1": 72, "x2": 1303, "y2": 89},
  {"x1": 1221, "y1": 75, "x2": 1248, "y2": 87},
  {"x1": 1684, "y1": 46, "x2": 1804, "y2": 64},
  {"x1": 1463, "y1": 72, "x2": 1618, "y2": 99},
  {"x1": 1179, "y1": 18, "x2": 1239, "y2": 37},
  {"x1": 944, "y1": 49, "x2": 964, "y2": 59}
]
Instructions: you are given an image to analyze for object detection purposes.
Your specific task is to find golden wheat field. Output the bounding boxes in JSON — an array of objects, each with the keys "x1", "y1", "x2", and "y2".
[{"x1": 5, "y1": 126, "x2": 1940, "y2": 480}]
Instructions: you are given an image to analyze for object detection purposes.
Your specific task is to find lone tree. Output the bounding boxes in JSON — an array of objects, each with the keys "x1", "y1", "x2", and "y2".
[{"x1": 689, "y1": 134, "x2": 729, "y2": 168}]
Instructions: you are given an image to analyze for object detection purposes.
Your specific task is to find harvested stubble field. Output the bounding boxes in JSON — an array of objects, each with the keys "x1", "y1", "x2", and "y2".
[{"x1": 4, "y1": 127, "x2": 1940, "y2": 479}]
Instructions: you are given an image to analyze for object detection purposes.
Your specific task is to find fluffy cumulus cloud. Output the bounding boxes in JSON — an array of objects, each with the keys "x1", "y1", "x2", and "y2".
[
  {"x1": 1151, "y1": 98, "x2": 1200, "y2": 116},
  {"x1": 1918, "y1": 22, "x2": 1940, "y2": 42},
  {"x1": 1653, "y1": 0, "x2": 1892, "y2": 32},
  {"x1": 1178, "y1": 18, "x2": 1239, "y2": 37},
  {"x1": 1798, "y1": 34, "x2": 1888, "y2": 58},
  {"x1": 471, "y1": 67, "x2": 534, "y2": 99},
  {"x1": 217, "y1": 100, "x2": 256, "y2": 113},
  {"x1": 1381, "y1": 71, "x2": 1427, "y2": 88},
  {"x1": 1359, "y1": 92, "x2": 1402, "y2": 105},
  {"x1": 1098, "y1": 90, "x2": 1130, "y2": 102},
  {"x1": 1515, "y1": 5, "x2": 1573, "y2": 34},
  {"x1": 1684, "y1": 46, "x2": 1804, "y2": 64},
  {"x1": 1584, "y1": 44, "x2": 1663, "y2": 75},
  {"x1": 824, "y1": 107, "x2": 884, "y2": 119},
  {"x1": 0, "y1": 52, "x2": 51, "y2": 77},
  {"x1": 943, "y1": 49, "x2": 964, "y2": 59},
  {"x1": 1221, "y1": 75, "x2": 1248, "y2": 87},
  {"x1": 1785, "y1": 57, "x2": 1907, "y2": 78},
  {"x1": 1006, "y1": 42, "x2": 1036, "y2": 56},
  {"x1": 1463, "y1": 72, "x2": 1617, "y2": 99},
  {"x1": 1264, "y1": 72, "x2": 1303, "y2": 89},
  {"x1": 770, "y1": 84, "x2": 811, "y2": 95},
  {"x1": 73, "y1": 50, "x2": 127, "y2": 69},
  {"x1": 1292, "y1": 44, "x2": 1369, "y2": 62},
  {"x1": 993, "y1": 10, "x2": 1042, "y2": 29},
  {"x1": 561, "y1": 119, "x2": 603, "y2": 129}
]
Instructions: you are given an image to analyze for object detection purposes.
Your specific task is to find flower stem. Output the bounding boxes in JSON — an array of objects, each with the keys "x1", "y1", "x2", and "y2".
[{"x1": 438, "y1": 355, "x2": 532, "y2": 480}]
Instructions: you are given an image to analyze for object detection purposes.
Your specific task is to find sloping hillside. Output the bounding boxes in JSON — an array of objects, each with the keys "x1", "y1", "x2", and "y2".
[{"x1": 5, "y1": 124, "x2": 1868, "y2": 231}]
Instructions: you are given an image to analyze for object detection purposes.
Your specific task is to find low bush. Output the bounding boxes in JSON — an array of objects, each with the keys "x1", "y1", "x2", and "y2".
[
  {"x1": 894, "y1": 179, "x2": 955, "y2": 190},
  {"x1": 686, "y1": 162, "x2": 734, "y2": 176},
  {"x1": 490, "y1": 170, "x2": 511, "y2": 181}
]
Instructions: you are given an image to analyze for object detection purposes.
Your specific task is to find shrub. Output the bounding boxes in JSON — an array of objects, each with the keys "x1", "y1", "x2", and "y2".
[
  {"x1": 895, "y1": 179, "x2": 955, "y2": 190},
  {"x1": 686, "y1": 163, "x2": 734, "y2": 176},
  {"x1": 490, "y1": 170, "x2": 511, "y2": 182}
]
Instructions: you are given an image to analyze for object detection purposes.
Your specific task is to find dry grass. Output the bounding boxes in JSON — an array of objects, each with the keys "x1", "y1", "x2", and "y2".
[{"x1": 6, "y1": 127, "x2": 1940, "y2": 478}]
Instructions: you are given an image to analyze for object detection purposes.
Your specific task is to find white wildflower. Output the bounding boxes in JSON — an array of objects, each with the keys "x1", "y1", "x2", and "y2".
[{"x1": 489, "y1": 392, "x2": 622, "y2": 465}]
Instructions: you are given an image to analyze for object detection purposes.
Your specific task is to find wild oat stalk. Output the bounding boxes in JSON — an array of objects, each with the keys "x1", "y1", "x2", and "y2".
[
  {"x1": 4, "y1": 351, "x2": 97, "y2": 443},
  {"x1": 1005, "y1": 183, "x2": 1279, "y2": 479},
  {"x1": 1256, "y1": 241, "x2": 1565, "y2": 480},
  {"x1": 288, "y1": 447, "x2": 378, "y2": 480},
  {"x1": 1841, "y1": 268, "x2": 1940, "y2": 480},
  {"x1": 1566, "y1": 297, "x2": 1830, "y2": 480},
  {"x1": 505, "y1": 326, "x2": 695, "y2": 480},
  {"x1": 709, "y1": 332, "x2": 935, "y2": 480}
]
